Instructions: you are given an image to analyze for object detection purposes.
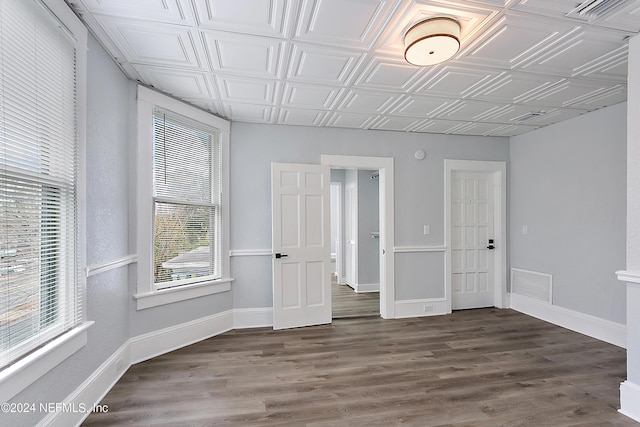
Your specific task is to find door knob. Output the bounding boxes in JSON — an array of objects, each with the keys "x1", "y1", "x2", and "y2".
[
  {"x1": 487, "y1": 239, "x2": 495, "y2": 250},
  {"x1": 275, "y1": 253, "x2": 288, "y2": 259}
]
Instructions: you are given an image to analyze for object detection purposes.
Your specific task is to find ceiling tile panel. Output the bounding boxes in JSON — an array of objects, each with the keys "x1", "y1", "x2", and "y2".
[
  {"x1": 294, "y1": 0, "x2": 398, "y2": 49},
  {"x1": 458, "y1": 14, "x2": 576, "y2": 70},
  {"x1": 433, "y1": 100, "x2": 513, "y2": 122},
  {"x1": 287, "y1": 44, "x2": 366, "y2": 85},
  {"x1": 277, "y1": 107, "x2": 329, "y2": 126},
  {"x1": 326, "y1": 112, "x2": 378, "y2": 129},
  {"x1": 369, "y1": 116, "x2": 424, "y2": 131},
  {"x1": 470, "y1": 71, "x2": 563, "y2": 104},
  {"x1": 576, "y1": 46, "x2": 628, "y2": 82},
  {"x1": 192, "y1": 0, "x2": 291, "y2": 37},
  {"x1": 520, "y1": 28, "x2": 630, "y2": 78},
  {"x1": 222, "y1": 103, "x2": 275, "y2": 123},
  {"x1": 77, "y1": 0, "x2": 195, "y2": 25},
  {"x1": 512, "y1": 0, "x2": 640, "y2": 32},
  {"x1": 202, "y1": 31, "x2": 287, "y2": 78},
  {"x1": 281, "y1": 83, "x2": 344, "y2": 109},
  {"x1": 216, "y1": 76, "x2": 280, "y2": 104},
  {"x1": 414, "y1": 119, "x2": 472, "y2": 134},
  {"x1": 94, "y1": 17, "x2": 205, "y2": 69},
  {"x1": 599, "y1": 0, "x2": 640, "y2": 32},
  {"x1": 353, "y1": 58, "x2": 425, "y2": 91},
  {"x1": 521, "y1": 79, "x2": 626, "y2": 109},
  {"x1": 415, "y1": 64, "x2": 500, "y2": 98},
  {"x1": 487, "y1": 123, "x2": 539, "y2": 136},
  {"x1": 389, "y1": 95, "x2": 454, "y2": 117},
  {"x1": 337, "y1": 89, "x2": 401, "y2": 114},
  {"x1": 134, "y1": 65, "x2": 214, "y2": 98}
]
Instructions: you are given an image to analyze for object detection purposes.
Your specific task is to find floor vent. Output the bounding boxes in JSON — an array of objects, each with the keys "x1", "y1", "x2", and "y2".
[
  {"x1": 511, "y1": 268, "x2": 552, "y2": 304},
  {"x1": 567, "y1": 0, "x2": 628, "y2": 20}
]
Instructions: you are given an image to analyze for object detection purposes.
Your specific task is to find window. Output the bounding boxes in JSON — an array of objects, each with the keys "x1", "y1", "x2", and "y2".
[
  {"x1": 152, "y1": 109, "x2": 221, "y2": 288},
  {"x1": 0, "y1": 0, "x2": 87, "y2": 379},
  {"x1": 136, "y1": 87, "x2": 231, "y2": 309}
]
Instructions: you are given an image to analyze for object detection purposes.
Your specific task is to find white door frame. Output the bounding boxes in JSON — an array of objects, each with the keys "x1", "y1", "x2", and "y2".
[
  {"x1": 322, "y1": 155, "x2": 395, "y2": 319},
  {"x1": 330, "y1": 182, "x2": 344, "y2": 282},
  {"x1": 444, "y1": 160, "x2": 507, "y2": 311}
]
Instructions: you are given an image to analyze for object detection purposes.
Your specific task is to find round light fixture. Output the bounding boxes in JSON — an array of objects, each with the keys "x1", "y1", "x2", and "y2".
[{"x1": 404, "y1": 17, "x2": 460, "y2": 66}]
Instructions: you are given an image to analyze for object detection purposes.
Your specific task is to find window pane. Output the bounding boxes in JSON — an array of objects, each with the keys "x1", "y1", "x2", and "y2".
[
  {"x1": 154, "y1": 202, "x2": 217, "y2": 284},
  {"x1": 153, "y1": 110, "x2": 215, "y2": 204}
]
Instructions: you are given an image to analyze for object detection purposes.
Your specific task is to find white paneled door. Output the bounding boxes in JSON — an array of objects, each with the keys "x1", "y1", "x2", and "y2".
[
  {"x1": 451, "y1": 171, "x2": 495, "y2": 310},
  {"x1": 272, "y1": 163, "x2": 331, "y2": 330}
]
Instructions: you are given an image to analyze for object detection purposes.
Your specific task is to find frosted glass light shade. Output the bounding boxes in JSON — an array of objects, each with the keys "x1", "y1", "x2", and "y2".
[{"x1": 404, "y1": 17, "x2": 460, "y2": 66}]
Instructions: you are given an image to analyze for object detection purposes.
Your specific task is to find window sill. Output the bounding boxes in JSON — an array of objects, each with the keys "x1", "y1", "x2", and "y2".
[
  {"x1": 0, "y1": 321, "x2": 94, "y2": 403},
  {"x1": 135, "y1": 277, "x2": 234, "y2": 310}
]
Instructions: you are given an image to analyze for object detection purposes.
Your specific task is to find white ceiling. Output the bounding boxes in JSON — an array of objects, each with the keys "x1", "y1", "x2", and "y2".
[{"x1": 67, "y1": 0, "x2": 640, "y2": 136}]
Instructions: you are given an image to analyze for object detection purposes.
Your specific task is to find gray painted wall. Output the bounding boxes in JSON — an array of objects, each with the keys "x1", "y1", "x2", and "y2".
[
  {"x1": 229, "y1": 122, "x2": 509, "y2": 308},
  {"x1": 509, "y1": 102, "x2": 627, "y2": 324}
]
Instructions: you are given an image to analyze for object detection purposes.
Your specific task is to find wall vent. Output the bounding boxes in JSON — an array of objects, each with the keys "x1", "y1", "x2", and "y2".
[
  {"x1": 567, "y1": 0, "x2": 628, "y2": 20},
  {"x1": 511, "y1": 268, "x2": 552, "y2": 304}
]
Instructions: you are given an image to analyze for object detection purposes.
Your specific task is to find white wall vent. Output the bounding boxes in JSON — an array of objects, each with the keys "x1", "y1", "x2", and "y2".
[
  {"x1": 567, "y1": 0, "x2": 628, "y2": 20},
  {"x1": 511, "y1": 268, "x2": 553, "y2": 304}
]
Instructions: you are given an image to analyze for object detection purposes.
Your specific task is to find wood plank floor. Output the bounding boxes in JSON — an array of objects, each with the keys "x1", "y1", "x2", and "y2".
[
  {"x1": 331, "y1": 278, "x2": 379, "y2": 318},
  {"x1": 83, "y1": 309, "x2": 636, "y2": 426}
]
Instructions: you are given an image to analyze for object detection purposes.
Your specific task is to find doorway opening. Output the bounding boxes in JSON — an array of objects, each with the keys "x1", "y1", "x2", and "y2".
[
  {"x1": 322, "y1": 155, "x2": 395, "y2": 320},
  {"x1": 330, "y1": 170, "x2": 380, "y2": 318}
]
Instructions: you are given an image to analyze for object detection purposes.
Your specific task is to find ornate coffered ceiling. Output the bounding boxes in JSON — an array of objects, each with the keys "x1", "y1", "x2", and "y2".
[{"x1": 67, "y1": 0, "x2": 639, "y2": 136}]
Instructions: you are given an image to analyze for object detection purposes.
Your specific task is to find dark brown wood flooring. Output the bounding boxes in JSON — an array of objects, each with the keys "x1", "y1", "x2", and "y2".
[
  {"x1": 331, "y1": 278, "x2": 379, "y2": 318},
  {"x1": 83, "y1": 309, "x2": 636, "y2": 426}
]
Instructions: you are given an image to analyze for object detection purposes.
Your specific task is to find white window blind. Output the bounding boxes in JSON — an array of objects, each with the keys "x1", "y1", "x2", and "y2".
[
  {"x1": 152, "y1": 109, "x2": 222, "y2": 289},
  {"x1": 0, "y1": 0, "x2": 82, "y2": 367}
]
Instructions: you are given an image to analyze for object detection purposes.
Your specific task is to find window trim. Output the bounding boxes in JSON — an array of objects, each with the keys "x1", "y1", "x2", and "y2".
[
  {"x1": 0, "y1": 0, "x2": 89, "y2": 400},
  {"x1": 135, "y1": 86, "x2": 231, "y2": 310}
]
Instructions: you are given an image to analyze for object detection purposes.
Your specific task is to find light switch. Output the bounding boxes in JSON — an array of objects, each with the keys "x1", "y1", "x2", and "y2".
[
  {"x1": 423, "y1": 225, "x2": 430, "y2": 235},
  {"x1": 522, "y1": 225, "x2": 528, "y2": 235}
]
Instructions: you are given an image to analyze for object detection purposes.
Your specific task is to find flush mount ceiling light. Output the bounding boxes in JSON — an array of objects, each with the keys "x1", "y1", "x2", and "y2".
[{"x1": 404, "y1": 17, "x2": 461, "y2": 66}]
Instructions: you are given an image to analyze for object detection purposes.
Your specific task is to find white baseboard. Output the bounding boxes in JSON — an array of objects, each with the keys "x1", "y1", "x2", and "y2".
[
  {"x1": 394, "y1": 298, "x2": 448, "y2": 319},
  {"x1": 130, "y1": 310, "x2": 234, "y2": 364},
  {"x1": 355, "y1": 282, "x2": 379, "y2": 293},
  {"x1": 233, "y1": 307, "x2": 273, "y2": 329},
  {"x1": 620, "y1": 380, "x2": 640, "y2": 422},
  {"x1": 39, "y1": 342, "x2": 130, "y2": 427},
  {"x1": 509, "y1": 293, "x2": 626, "y2": 348},
  {"x1": 43, "y1": 309, "x2": 276, "y2": 427}
]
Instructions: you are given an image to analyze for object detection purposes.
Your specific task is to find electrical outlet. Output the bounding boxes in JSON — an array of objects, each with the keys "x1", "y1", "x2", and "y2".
[
  {"x1": 423, "y1": 225, "x2": 430, "y2": 235},
  {"x1": 522, "y1": 225, "x2": 528, "y2": 235},
  {"x1": 423, "y1": 304, "x2": 434, "y2": 312}
]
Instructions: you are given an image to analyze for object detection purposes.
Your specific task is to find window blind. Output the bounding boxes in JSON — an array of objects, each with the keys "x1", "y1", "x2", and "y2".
[
  {"x1": 0, "y1": 0, "x2": 81, "y2": 367},
  {"x1": 152, "y1": 109, "x2": 222, "y2": 289}
]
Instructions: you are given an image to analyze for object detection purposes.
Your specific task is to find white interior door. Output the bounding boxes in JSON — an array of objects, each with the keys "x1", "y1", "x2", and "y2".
[
  {"x1": 451, "y1": 171, "x2": 495, "y2": 309},
  {"x1": 272, "y1": 163, "x2": 331, "y2": 330}
]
